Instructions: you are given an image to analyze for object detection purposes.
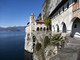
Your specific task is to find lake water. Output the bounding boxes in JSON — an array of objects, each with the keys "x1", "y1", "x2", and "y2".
[{"x1": 0, "y1": 31, "x2": 33, "y2": 60}]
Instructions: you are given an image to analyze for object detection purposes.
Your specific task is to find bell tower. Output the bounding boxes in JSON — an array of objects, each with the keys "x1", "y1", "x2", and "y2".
[
  {"x1": 30, "y1": 13, "x2": 36, "y2": 37},
  {"x1": 30, "y1": 13, "x2": 35, "y2": 25}
]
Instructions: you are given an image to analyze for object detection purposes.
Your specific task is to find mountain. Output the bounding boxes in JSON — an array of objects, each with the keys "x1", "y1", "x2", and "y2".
[{"x1": 0, "y1": 26, "x2": 25, "y2": 32}]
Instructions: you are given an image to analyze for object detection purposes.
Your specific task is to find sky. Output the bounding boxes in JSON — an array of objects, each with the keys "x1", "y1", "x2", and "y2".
[{"x1": 0, "y1": 0, "x2": 44, "y2": 26}]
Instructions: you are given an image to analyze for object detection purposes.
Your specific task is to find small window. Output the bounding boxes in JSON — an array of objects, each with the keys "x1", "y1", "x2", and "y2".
[
  {"x1": 74, "y1": 24, "x2": 77, "y2": 28},
  {"x1": 33, "y1": 16, "x2": 34, "y2": 19},
  {"x1": 59, "y1": 10, "x2": 60, "y2": 14},
  {"x1": 67, "y1": 3, "x2": 69, "y2": 8},
  {"x1": 74, "y1": 0, "x2": 77, "y2": 3},
  {"x1": 63, "y1": 7, "x2": 64, "y2": 11}
]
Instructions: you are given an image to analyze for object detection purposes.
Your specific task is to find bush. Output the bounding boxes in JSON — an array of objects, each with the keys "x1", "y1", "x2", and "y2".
[
  {"x1": 36, "y1": 43, "x2": 42, "y2": 51},
  {"x1": 44, "y1": 36, "x2": 50, "y2": 48},
  {"x1": 51, "y1": 34, "x2": 65, "y2": 47},
  {"x1": 52, "y1": 34, "x2": 61, "y2": 41}
]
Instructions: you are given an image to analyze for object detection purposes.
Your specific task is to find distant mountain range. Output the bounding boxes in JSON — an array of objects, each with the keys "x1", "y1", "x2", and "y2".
[{"x1": 0, "y1": 26, "x2": 25, "y2": 32}]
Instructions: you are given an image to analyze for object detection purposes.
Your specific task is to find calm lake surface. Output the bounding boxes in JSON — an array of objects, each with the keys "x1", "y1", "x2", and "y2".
[{"x1": 0, "y1": 31, "x2": 33, "y2": 60}]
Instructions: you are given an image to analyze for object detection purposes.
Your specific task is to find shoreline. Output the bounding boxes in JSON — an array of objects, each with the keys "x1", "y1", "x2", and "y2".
[{"x1": 24, "y1": 50, "x2": 33, "y2": 60}]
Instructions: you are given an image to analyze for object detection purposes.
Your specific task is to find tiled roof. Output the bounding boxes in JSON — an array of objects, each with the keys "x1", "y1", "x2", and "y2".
[{"x1": 36, "y1": 20, "x2": 44, "y2": 23}]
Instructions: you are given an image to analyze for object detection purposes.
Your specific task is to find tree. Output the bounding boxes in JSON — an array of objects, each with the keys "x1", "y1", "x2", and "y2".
[{"x1": 44, "y1": 17, "x2": 51, "y2": 29}]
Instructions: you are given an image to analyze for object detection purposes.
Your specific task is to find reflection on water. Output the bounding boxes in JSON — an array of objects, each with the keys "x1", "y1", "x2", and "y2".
[{"x1": 25, "y1": 51, "x2": 33, "y2": 60}]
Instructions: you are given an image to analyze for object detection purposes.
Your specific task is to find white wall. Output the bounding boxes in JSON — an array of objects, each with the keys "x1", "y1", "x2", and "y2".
[{"x1": 51, "y1": 0, "x2": 73, "y2": 34}]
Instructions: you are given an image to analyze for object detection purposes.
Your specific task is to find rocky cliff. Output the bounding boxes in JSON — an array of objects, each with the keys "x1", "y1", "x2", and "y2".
[{"x1": 33, "y1": 32, "x2": 80, "y2": 60}]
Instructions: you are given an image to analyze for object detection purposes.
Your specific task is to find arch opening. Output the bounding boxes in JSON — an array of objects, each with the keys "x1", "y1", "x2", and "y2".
[
  {"x1": 56, "y1": 24, "x2": 59, "y2": 32},
  {"x1": 53, "y1": 25, "x2": 55, "y2": 32},
  {"x1": 71, "y1": 17, "x2": 80, "y2": 37},
  {"x1": 40, "y1": 27, "x2": 42, "y2": 31},
  {"x1": 43, "y1": 27, "x2": 45, "y2": 31},
  {"x1": 36, "y1": 27, "x2": 39, "y2": 31},
  {"x1": 62, "y1": 22, "x2": 67, "y2": 33}
]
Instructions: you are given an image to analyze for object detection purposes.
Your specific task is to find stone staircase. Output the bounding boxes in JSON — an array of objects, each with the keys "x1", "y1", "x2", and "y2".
[
  {"x1": 52, "y1": 34, "x2": 80, "y2": 60},
  {"x1": 64, "y1": 35, "x2": 80, "y2": 50}
]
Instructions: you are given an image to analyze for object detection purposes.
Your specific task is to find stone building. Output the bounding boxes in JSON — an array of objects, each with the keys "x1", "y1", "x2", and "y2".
[
  {"x1": 42, "y1": 0, "x2": 80, "y2": 38},
  {"x1": 25, "y1": 13, "x2": 47, "y2": 52},
  {"x1": 26, "y1": 13, "x2": 47, "y2": 36}
]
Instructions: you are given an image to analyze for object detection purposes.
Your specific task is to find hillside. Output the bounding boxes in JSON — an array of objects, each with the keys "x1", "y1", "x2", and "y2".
[{"x1": 0, "y1": 26, "x2": 25, "y2": 32}]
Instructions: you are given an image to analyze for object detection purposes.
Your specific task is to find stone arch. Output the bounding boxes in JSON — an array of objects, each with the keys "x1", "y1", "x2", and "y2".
[
  {"x1": 71, "y1": 17, "x2": 80, "y2": 37},
  {"x1": 47, "y1": 27, "x2": 48, "y2": 31},
  {"x1": 33, "y1": 36, "x2": 36, "y2": 42},
  {"x1": 61, "y1": 22, "x2": 67, "y2": 33},
  {"x1": 56, "y1": 24, "x2": 59, "y2": 32},
  {"x1": 53, "y1": 25, "x2": 55, "y2": 32},
  {"x1": 36, "y1": 27, "x2": 39, "y2": 31},
  {"x1": 40, "y1": 27, "x2": 42, "y2": 31},
  {"x1": 43, "y1": 27, "x2": 46, "y2": 31}
]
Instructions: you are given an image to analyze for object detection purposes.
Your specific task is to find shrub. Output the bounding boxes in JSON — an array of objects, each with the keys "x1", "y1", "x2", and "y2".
[
  {"x1": 36, "y1": 43, "x2": 42, "y2": 51},
  {"x1": 52, "y1": 34, "x2": 61, "y2": 41},
  {"x1": 51, "y1": 34, "x2": 64, "y2": 46},
  {"x1": 44, "y1": 36, "x2": 50, "y2": 48}
]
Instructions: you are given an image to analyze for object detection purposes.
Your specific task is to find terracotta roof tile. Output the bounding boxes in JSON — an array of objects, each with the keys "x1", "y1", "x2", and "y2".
[{"x1": 36, "y1": 20, "x2": 44, "y2": 23}]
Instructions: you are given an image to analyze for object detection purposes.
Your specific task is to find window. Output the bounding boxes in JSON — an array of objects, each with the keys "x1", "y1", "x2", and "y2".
[
  {"x1": 67, "y1": 3, "x2": 69, "y2": 8},
  {"x1": 63, "y1": 7, "x2": 64, "y2": 11},
  {"x1": 37, "y1": 27, "x2": 39, "y2": 31},
  {"x1": 74, "y1": 0, "x2": 77, "y2": 3},
  {"x1": 59, "y1": 10, "x2": 60, "y2": 14},
  {"x1": 74, "y1": 24, "x2": 77, "y2": 28},
  {"x1": 33, "y1": 16, "x2": 34, "y2": 19}
]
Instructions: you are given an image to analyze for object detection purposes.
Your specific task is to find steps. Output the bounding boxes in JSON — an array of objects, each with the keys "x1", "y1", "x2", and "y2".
[
  {"x1": 64, "y1": 35, "x2": 80, "y2": 49},
  {"x1": 52, "y1": 34, "x2": 80, "y2": 60}
]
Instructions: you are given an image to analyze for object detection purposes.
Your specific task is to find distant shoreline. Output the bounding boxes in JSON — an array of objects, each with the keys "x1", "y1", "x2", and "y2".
[{"x1": 0, "y1": 31, "x2": 25, "y2": 32}]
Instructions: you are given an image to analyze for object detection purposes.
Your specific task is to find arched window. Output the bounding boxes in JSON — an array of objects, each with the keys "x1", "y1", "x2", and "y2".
[
  {"x1": 47, "y1": 28, "x2": 48, "y2": 31},
  {"x1": 63, "y1": 7, "x2": 64, "y2": 11},
  {"x1": 36, "y1": 27, "x2": 39, "y2": 31},
  {"x1": 33, "y1": 36, "x2": 36, "y2": 42},
  {"x1": 67, "y1": 3, "x2": 69, "y2": 8},
  {"x1": 71, "y1": 17, "x2": 80, "y2": 37},
  {"x1": 43, "y1": 27, "x2": 45, "y2": 31},
  {"x1": 74, "y1": 0, "x2": 77, "y2": 3},
  {"x1": 62, "y1": 23, "x2": 67, "y2": 33},
  {"x1": 59, "y1": 10, "x2": 60, "y2": 14},
  {"x1": 40, "y1": 27, "x2": 42, "y2": 31},
  {"x1": 56, "y1": 24, "x2": 59, "y2": 32}
]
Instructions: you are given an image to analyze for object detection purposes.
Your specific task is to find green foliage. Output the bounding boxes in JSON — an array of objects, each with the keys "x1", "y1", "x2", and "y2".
[
  {"x1": 44, "y1": 36, "x2": 50, "y2": 48},
  {"x1": 36, "y1": 43, "x2": 42, "y2": 51},
  {"x1": 52, "y1": 34, "x2": 65, "y2": 46},
  {"x1": 44, "y1": 17, "x2": 51, "y2": 28},
  {"x1": 52, "y1": 34, "x2": 61, "y2": 41}
]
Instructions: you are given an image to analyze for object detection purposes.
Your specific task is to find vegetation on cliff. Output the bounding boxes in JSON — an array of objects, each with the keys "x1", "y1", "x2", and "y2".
[
  {"x1": 44, "y1": 17, "x2": 51, "y2": 29},
  {"x1": 44, "y1": 36, "x2": 50, "y2": 48},
  {"x1": 36, "y1": 42, "x2": 42, "y2": 51}
]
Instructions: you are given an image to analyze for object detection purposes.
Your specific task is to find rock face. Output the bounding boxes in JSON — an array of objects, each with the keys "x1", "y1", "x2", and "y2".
[
  {"x1": 24, "y1": 33, "x2": 33, "y2": 53},
  {"x1": 25, "y1": 29, "x2": 80, "y2": 60},
  {"x1": 44, "y1": 46, "x2": 58, "y2": 60},
  {"x1": 33, "y1": 31, "x2": 58, "y2": 60},
  {"x1": 33, "y1": 32, "x2": 80, "y2": 60}
]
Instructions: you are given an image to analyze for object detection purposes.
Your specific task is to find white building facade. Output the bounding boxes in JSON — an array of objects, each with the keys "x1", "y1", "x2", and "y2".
[
  {"x1": 42, "y1": 0, "x2": 80, "y2": 38},
  {"x1": 25, "y1": 13, "x2": 47, "y2": 52}
]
